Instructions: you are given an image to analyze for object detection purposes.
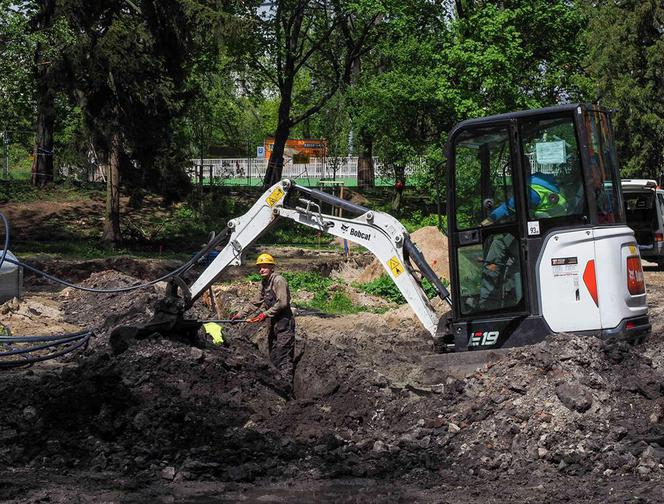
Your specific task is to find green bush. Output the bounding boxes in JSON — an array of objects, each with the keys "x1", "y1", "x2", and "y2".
[
  {"x1": 400, "y1": 211, "x2": 447, "y2": 233},
  {"x1": 358, "y1": 274, "x2": 448, "y2": 304}
]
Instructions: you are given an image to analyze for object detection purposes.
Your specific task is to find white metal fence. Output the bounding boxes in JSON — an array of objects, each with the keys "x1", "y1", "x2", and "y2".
[{"x1": 186, "y1": 156, "x2": 385, "y2": 183}]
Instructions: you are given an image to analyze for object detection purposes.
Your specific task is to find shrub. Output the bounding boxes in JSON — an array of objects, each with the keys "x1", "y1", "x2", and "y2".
[{"x1": 358, "y1": 274, "x2": 448, "y2": 304}]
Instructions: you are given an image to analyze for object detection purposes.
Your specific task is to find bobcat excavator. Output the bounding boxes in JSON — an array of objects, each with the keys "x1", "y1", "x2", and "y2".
[{"x1": 111, "y1": 104, "x2": 650, "y2": 361}]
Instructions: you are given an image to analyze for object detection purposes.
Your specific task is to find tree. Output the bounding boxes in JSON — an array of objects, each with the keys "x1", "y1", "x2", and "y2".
[
  {"x1": 584, "y1": 0, "x2": 664, "y2": 178},
  {"x1": 231, "y1": 0, "x2": 380, "y2": 186},
  {"x1": 1, "y1": 2, "x2": 40, "y2": 178},
  {"x1": 56, "y1": 0, "x2": 198, "y2": 245},
  {"x1": 30, "y1": 0, "x2": 57, "y2": 186},
  {"x1": 350, "y1": 0, "x2": 588, "y2": 210}
]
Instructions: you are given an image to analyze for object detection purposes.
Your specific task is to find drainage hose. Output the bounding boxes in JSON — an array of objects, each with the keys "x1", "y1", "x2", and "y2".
[
  {"x1": 0, "y1": 209, "x2": 222, "y2": 367},
  {"x1": 0, "y1": 330, "x2": 93, "y2": 369}
]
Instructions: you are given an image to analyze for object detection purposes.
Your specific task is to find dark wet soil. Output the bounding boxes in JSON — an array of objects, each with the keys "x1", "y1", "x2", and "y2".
[{"x1": 1, "y1": 263, "x2": 664, "y2": 502}]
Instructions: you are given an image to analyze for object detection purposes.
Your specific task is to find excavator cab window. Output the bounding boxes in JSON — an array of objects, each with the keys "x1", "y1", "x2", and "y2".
[
  {"x1": 519, "y1": 116, "x2": 588, "y2": 229},
  {"x1": 581, "y1": 109, "x2": 624, "y2": 225},
  {"x1": 452, "y1": 125, "x2": 524, "y2": 316}
]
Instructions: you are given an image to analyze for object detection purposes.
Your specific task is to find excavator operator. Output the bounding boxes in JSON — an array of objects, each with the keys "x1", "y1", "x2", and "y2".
[
  {"x1": 231, "y1": 253, "x2": 295, "y2": 393},
  {"x1": 478, "y1": 171, "x2": 567, "y2": 310}
]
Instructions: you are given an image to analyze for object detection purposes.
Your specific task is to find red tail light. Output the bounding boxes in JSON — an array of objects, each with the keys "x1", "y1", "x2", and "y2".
[
  {"x1": 626, "y1": 256, "x2": 645, "y2": 295},
  {"x1": 583, "y1": 260, "x2": 599, "y2": 307},
  {"x1": 656, "y1": 232, "x2": 663, "y2": 242}
]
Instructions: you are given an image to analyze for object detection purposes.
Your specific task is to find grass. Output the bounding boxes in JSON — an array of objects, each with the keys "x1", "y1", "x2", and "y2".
[
  {"x1": 0, "y1": 180, "x2": 104, "y2": 203},
  {"x1": 2, "y1": 179, "x2": 443, "y2": 263},
  {"x1": 12, "y1": 239, "x2": 188, "y2": 261},
  {"x1": 246, "y1": 271, "x2": 365, "y2": 315},
  {"x1": 245, "y1": 269, "x2": 445, "y2": 316}
]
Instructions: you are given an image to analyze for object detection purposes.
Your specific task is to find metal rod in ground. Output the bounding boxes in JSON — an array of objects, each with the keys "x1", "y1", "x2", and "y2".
[{"x1": 198, "y1": 319, "x2": 248, "y2": 324}]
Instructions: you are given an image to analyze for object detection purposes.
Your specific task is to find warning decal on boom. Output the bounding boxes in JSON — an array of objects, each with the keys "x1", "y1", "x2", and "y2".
[
  {"x1": 266, "y1": 187, "x2": 285, "y2": 207},
  {"x1": 387, "y1": 256, "x2": 404, "y2": 277}
]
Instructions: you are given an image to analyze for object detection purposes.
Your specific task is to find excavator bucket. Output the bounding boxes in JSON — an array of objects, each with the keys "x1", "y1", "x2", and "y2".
[{"x1": 109, "y1": 295, "x2": 202, "y2": 354}]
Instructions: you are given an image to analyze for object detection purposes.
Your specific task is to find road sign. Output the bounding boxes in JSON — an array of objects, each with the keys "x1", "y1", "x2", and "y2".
[{"x1": 256, "y1": 146, "x2": 265, "y2": 159}]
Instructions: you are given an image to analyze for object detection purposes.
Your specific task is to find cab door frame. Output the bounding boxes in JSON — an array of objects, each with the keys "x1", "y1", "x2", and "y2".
[{"x1": 447, "y1": 118, "x2": 532, "y2": 349}]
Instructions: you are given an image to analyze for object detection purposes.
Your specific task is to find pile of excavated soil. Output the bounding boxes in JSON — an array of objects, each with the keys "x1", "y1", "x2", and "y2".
[
  {"x1": 357, "y1": 226, "x2": 449, "y2": 283},
  {"x1": 0, "y1": 294, "x2": 80, "y2": 336},
  {"x1": 1, "y1": 266, "x2": 664, "y2": 502}
]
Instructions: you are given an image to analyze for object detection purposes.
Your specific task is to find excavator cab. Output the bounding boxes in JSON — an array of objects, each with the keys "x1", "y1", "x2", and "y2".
[{"x1": 444, "y1": 104, "x2": 650, "y2": 351}]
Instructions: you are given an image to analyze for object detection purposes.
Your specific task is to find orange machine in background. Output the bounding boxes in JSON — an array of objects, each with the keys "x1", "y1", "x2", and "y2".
[{"x1": 264, "y1": 138, "x2": 327, "y2": 163}]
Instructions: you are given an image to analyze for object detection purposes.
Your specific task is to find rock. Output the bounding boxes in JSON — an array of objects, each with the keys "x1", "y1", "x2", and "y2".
[
  {"x1": 639, "y1": 446, "x2": 659, "y2": 468},
  {"x1": 431, "y1": 384, "x2": 444, "y2": 394},
  {"x1": 448, "y1": 423, "x2": 460, "y2": 433},
  {"x1": 190, "y1": 347, "x2": 205, "y2": 362},
  {"x1": 555, "y1": 382, "x2": 593, "y2": 413},
  {"x1": 610, "y1": 426, "x2": 628, "y2": 441},
  {"x1": 372, "y1": 440, "x2": 387, "y2": 453},
  {"x1": 132, "y1": 411, "x2": 150, "y2": 431},
  {"x1": 160, "y1": 466, "x2": 176, "y2": 480},
  {"x1": 538, "y1": 447, "x2": 549, "y2": 459},
  {"x1": 636, "y1": 465, "x2": 651, "y2": 478},
  {"x1": 0, "y1": 428, "x2": 18, "y2": 440},
  {"x1": 22, "y1": 406, "x2": 38, "y2": 421}
]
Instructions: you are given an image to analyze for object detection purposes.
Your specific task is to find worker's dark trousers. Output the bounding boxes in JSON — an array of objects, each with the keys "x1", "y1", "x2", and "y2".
[{"x1": 268, "y1": 314, "x2": 295, "y2": 385}]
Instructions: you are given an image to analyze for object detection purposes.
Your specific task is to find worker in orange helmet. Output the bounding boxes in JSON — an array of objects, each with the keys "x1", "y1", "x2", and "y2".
[{"x1": 231, "y1": 253, "x2": 295, "y2": 393}]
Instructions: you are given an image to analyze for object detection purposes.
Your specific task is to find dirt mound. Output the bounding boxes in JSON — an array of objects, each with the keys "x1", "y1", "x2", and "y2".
[
  {"x1": 356, "y1": 226, "x2": 449, "y2": 284},
  {"x1": 24, "y1": 257, "x2": 184, "y2": 287},
  {"x1": 2, "y1": 266, "x2": 664, "y2": 501},
  {"x1": 0, "y1": 294, "x2": 80, "y2": 336}
]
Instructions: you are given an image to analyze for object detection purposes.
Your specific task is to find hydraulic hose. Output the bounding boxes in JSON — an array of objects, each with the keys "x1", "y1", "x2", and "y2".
[
  {"x1": 0, "y1": 331, "x2": 91, "y2": 357},
  {"x1": 0, "y1": 210, "x2": 222, "y2": 295},
  {"x1": 0, "y1": 332, "x2": 92, "y2": 368},
  {"x1": 0, "y1": 208, "x2": 214, "y2": 368}
]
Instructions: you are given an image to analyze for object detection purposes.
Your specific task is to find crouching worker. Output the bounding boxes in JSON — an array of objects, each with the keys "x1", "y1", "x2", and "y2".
[{"x1": 231, "y1": 253, "x2": 295, "y2": 392}]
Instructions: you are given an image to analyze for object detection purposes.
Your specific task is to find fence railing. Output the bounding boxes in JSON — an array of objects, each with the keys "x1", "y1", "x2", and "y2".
[{"x1": 187, "y1": 157, "x2": 385, "y2": 183}]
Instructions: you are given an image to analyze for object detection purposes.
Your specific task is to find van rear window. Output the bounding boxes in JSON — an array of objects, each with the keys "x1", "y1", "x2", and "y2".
[
  {"x1": 624, "y1": 192, "x2": 654, "y2": 211},
  {"x1": 624, "y1": 192, "x2": 656, "y2": 227}
]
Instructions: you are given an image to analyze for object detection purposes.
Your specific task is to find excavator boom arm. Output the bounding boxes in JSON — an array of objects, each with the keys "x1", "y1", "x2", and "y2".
[{"x1": 185, "y1": 180, "x2": 449, "y2": 338}]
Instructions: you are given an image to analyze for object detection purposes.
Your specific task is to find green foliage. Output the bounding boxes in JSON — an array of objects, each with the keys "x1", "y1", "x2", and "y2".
[
  {"x1": 400, "y1": 212, "x2": 446, "y2": 233},
  {"x1": 357, "y1": 274, "x2": 404, "y2": 303},
  {"x1": 245, "y1": 270, "x2": 361, "y2": 314},
  {"x1": 584, "y1": 0, "x2": 664, "y2": 178},
  {"x1": 259, "y1": 226, "x2": 334, "y2": 247},
  {"x1": 282, "y1": 271, "x2": 332, "y2": 293},
  {"x1": 0, "y1": 1, "x2": 37, "y2": 144},
  {"x1": 358, "y1": 274, "x2": 447, "y2": 304}
]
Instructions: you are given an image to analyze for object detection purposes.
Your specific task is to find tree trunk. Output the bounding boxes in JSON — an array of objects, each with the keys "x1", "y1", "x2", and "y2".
[
  {"x1": 31, "y1": 0, "x2": 56, "y2": 187},
  {"x1": 102, "y1": 133, "x2": 122, "y2": 246},
  {"x1": 357, "y1": 130, "x2": 374, "y2": 188},
  {"x1": 31, "y1": 103, "x2": 55, "y2": 186},
  {"x1": 392, "y1": 165, "x2": 406, "y2": 212},
  {"x1": 263, "y1": 81, "x2": 293, "y2": 187}
]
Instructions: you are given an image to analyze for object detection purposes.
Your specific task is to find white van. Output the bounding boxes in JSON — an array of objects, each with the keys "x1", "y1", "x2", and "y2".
[{"x1": 621, "y1": 179, "x2": 664, "y2": 268}]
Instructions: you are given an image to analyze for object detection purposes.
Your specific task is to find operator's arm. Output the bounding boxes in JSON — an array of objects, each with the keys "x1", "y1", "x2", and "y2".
[
  {"x1": 264, "y1": 275, "x2": 290, "y2": 318},
  {"x1": 485, "y1": 197, "x2": 515, "y2": 224}
]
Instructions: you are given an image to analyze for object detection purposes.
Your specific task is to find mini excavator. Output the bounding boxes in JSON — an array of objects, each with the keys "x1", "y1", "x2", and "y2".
[{"x1": 111, "y1": 104, "x2": 650, "y2": 359}]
